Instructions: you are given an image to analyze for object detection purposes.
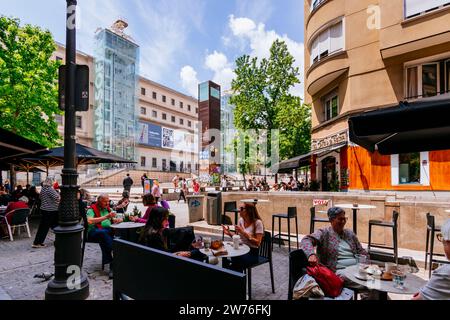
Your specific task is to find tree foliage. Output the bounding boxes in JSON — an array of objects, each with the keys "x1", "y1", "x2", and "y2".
[
  {"x1": 230, "y1": 39, "x2": 311, "y2": 167},
  {"x1": 0, "y1": 16, "x2": 61, "y2": 147}
]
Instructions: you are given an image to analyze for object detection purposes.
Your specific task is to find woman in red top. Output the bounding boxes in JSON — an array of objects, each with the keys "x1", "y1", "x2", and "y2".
[
  {"x1": 193, "y1": 179, "x2": 200, "y2": 195},
  {"x1": 130, "y1": 194, "x2": 159, "y2": 224},
  {"x1": 1, "y1": 196, "x2": 29, "y2": 238}
]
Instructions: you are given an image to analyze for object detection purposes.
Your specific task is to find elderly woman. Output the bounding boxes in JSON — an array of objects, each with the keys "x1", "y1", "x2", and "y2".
[
  {"x1": 413, "y1": 219, "x2": 450, "y2": 300},
  {"x1": 300, "y1": 207, "x2": 378, "y2": 299},
  {"x1": 0, "y1": 196, "x2": 29, "y2": 238},
  {"x1": 33, "y1": 177, "x2": 60, "y2": 248}
]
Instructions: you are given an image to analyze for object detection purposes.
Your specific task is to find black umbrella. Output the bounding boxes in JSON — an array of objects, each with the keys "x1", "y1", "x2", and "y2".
[{"x1": 0, "y1": 128, "x2": 49, "y2": 161}]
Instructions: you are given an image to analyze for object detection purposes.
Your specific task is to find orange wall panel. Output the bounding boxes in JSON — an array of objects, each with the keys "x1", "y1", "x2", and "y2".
[
  {"x1": 348, "y1": 146, "x2": 372, "y2": 190},
  {"x1": 429, "y1": 150, "x2": 450, "y2": 190}
]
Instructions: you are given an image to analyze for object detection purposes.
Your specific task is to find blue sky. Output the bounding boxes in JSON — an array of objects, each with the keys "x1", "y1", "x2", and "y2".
[{"x1": 0, "y1": 0, "x2": 305, "y2": 98}]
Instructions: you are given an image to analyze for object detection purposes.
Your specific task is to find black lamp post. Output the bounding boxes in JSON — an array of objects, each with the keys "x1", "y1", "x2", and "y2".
[{"x1": 46, "y1": 0, "x2": 89, "y2": 300}]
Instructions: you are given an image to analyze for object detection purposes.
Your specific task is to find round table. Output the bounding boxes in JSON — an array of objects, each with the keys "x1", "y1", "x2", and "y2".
[
  {"x1": 341, "y1": 264, "x2": 427, "y2": 299},
  {"x1": 200, "y1": 242, "x2": 250, "y2": 267},
  {"x1": 110, "y1": 222, "x2": 146, "y2": 242},
  {"x1": 336, "y1": 204, "x2": 377, "y2": 234}
]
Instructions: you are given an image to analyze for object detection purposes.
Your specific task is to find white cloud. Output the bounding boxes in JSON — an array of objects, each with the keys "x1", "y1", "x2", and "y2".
[
  {"x1": 180, "y1": 66, "x2": 200, "y2": 98},
  {"x1": 204, "y1": 51, "x2": 235, "y2": 91},
  {"x1": 205, "y1": 51, "x2": 229, "y2": 72},
  {"x1": 236, "y1": 0, "x2": 274, "y2": 24},
  {"x1": 228, "y1": 15, "x2": 305, "y2": 98}
]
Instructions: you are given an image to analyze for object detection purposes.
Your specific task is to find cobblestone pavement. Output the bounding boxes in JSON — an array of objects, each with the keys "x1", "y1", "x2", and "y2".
[{"x1": 0, "y1": 200, "x2": 427, "y2": 300}]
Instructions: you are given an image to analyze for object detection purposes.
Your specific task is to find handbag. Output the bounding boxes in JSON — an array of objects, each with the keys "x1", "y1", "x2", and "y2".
[{"x1": 306, "y1": 264, "x2": 344, "y2": 298}]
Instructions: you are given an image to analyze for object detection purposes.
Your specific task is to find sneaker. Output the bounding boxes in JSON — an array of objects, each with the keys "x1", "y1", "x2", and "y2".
[{"x1": 32, "y1": 244, "x2": 46, "y2": 248}]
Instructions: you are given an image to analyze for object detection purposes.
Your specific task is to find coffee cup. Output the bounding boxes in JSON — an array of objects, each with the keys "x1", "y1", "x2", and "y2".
[
  {"x1": 385, "y1": 262, "x2": 396, "y2": 275},
  {"x1": 232, "y1": 235, "x2": 240, "y2": 250}
]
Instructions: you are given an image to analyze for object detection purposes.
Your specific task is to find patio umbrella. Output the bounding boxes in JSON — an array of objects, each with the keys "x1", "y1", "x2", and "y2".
[{"x1": 0, "y1": 128, "x2": 49, "y2": 161}]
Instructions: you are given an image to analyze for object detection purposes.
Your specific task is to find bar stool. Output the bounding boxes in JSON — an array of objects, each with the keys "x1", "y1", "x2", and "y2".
[
  {"x1": 271, "y1": 207, "x2": 299, "y2": 252},
  {"x1": 309, "y1": 207, "x2": 329, "y2": 234},
  {"x1": 424, "y1": 213, "x2": 446, "y2": 277},
  {"x1": 223, "y1": 201, "x2": 240, "y2": 225},
  {"x1": 368, "y1": 210, "x2": 399, "y2": 263}
]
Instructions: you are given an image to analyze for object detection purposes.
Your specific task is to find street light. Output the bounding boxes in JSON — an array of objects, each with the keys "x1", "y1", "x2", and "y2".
[{"x1": 46, "y1": 0, "x2": 89, "y2": 300}]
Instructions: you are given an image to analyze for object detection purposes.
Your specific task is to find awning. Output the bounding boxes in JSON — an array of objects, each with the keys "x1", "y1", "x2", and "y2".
[
  {"x1": 312, "y1": 142, "x2": 347, "y2": 158},
  {"x1": 276, "y1": 152, "x2": 312, "y2": 173},
  {"x1": 0, "y1": 128, "x2": 49, "y2": 161},
  {"x1": 348, "y1": 97, "x2": 450, "y2": 155}
]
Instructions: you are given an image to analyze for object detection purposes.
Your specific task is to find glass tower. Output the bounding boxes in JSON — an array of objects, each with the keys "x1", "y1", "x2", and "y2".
[
  {"x1": 93, "y1": 22, "x2": 139, "y2": 161},
  {"x1": 221, "y1": 94, "x2": 237, "y2": 174}
]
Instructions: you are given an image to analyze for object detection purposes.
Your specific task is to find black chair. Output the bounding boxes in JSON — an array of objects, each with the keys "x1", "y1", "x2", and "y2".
[
  {"x1": 288, "y1": 249, "x2": 308, "y2": 300},
  {"x1": 271, "y1": 207, "x2": 299, "y2": 252},
  {"x1": 1, "y1": 208, "x2": 31, "y2": 241},
  {"x1": 165, "y1": 226, "x2": 195, "y2": 252},
  {"x1": 368, "y1": 210, "x2": 399, "y2": 263},
  {"x1": 246, "y1": 231, "x2": 275, "y2": 300},
  {"x1": 424, "y1": 213, "x2": 448, "y2": 277},
  {"x1": 309, "y1": 207, "x2": 329, "y2": 234},
  {"x1": 223, "y1": 201, "x2": 240, "y2": 225},
  {"x1": 81, "y1": 212, "x2": 106, "y2": 270}
]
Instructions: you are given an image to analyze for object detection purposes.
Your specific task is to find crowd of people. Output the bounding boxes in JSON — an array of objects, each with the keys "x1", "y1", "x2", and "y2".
[{"x1": 246, "y1": 176, "x2": 307, "y2": 192}]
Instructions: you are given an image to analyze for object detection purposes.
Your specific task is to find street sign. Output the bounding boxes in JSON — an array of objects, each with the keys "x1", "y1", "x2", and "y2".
[{"x1": 58, "y1": 64, "x2": 90, "y2": 112}]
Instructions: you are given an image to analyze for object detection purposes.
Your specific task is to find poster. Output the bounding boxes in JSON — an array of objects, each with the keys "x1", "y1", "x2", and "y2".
[
  {"x1": 138, "y1": 122, "x2": 162, "y2": 148},
  {"x1": 162, "y1": 127, "x2": 174, "y2": 148}
]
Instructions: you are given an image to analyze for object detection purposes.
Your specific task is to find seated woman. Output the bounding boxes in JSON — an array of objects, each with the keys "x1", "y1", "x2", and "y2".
[
  {"x1": 0, "y1": 196, "x2": 29, "y2": 238},
  {"x1": 115, "y1": 191, "x2": 130, "y2": 214},
  {"x1": 139, "y1": 207, "x2": 205, "y2": 261},
  {"x1": 222, "y1": 203, "x2": 264, "y2": 272},
  {"x1": 300, "y1": 207, "x2": 378, "y2": 299},
  {"x1": 413, "y1": 219, "x2": 450, "y2": 300},
  {"x1": 130, "y1": 194, "x2": 158, "y2": 224}
]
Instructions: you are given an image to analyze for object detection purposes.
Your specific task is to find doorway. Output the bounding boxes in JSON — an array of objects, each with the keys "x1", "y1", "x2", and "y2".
[{"x1": 321, "y1": 156, "x2": 336, "y2": 191}]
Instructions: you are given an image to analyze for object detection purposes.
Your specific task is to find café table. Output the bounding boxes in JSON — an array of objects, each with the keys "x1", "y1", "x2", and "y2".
[
  {"x1": 200, "y1": 242, "x2": 250, "y2": 267},
  {"x1": 336, "y1": 203, "x2": 377, "y2": 234},
  {"x1": 340, "y1": 264, "x2": 427, "y2": 300},
  {"x1": 110, "y1": 222, "x2": 145, "y2": 242}
]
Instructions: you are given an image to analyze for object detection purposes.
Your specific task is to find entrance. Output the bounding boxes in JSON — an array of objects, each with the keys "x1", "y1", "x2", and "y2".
[{"x1": 321, "y1": 156, "x2": 336, "y2": 191}]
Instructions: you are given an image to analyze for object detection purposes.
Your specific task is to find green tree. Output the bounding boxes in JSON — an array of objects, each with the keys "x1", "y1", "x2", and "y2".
[
  {"x1": 0, "y1": 16, "x2": 61, "y2": 147},
  {"x1": 230, "y1": 39, "x2": 311, "y2": 173}
]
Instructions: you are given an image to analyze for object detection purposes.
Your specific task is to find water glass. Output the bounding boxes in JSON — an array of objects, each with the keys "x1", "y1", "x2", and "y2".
[
  {"x1": 392, "y1": 269, "x2": 407, "y2": 289},
  {"x1": 356, "y1": 254, "x2": 369, "y2": 274},
  {"x1": 203, "y1": 237, "x2": 211, "y2": 251}
]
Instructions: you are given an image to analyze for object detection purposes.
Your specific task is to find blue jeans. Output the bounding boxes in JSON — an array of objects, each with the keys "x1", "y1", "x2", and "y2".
[{"x1": 88, "y1": 228, "x2": 113, "y2": 265}]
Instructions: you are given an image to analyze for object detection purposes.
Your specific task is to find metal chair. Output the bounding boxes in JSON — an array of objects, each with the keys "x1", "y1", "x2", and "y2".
[
  {"x1": 368, "y1": 210, "x2": 399, "y2": 263},
  {"x1": 223, "y1": 201, "x2": 240, "y2": 225},
  {"x1": 1, "y1": 208, "x2": 31, "y2": 241},
  {"x1": 246, "y1": 231, "x2": 275, "y2": 300},
  {"x1": 271, "y1": 207, "x2": 299, "y2": 252},
  {"x1": 288, "y1": 249, "x2": 308, "y2": 300},
  {"x1": 309, "y1": 206, "x2": 329, "y2": 234},
  {"x1": 424, "y1": 213, "x2": 449, "y2": 277}
]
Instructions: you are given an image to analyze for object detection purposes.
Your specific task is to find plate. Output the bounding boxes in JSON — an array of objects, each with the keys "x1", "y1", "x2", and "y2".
[{"x1": 354, "y1": 273, "x2": 372, "y2": 281}]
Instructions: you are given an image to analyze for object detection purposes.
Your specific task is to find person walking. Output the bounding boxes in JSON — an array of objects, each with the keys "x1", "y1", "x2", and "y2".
[
  {"x1": 32, "y1": 177, "x2": 60, "y2": 248},
  {"x1": 193, "y1": 179, "x2": 200, "y2": 195},
  {"x1": 221, "y1": 175, "x2": 228, "y2": 192},
  {"x1": 123, "y1": 173, "x2": 134, "y2": 193},
  {"x1": 177, "y1": 178, "x2": 187, "y2": 203},
  {"x1": 141, "y1": 173, "x2": 148, "y2": 194},
  {"x1": 172, "y1": 174, "x2": 180, "y2": 191},
  {"x1": 151, "y1": 180, "x2": 161, "y2": 203}
]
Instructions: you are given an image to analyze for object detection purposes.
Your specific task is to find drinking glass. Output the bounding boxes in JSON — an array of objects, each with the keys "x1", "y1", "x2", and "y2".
[
  {"x1": 203, "y1": 237, "x2": 211, "y2": 251},
  {"x1": 392, "y1": 267, "x2": 407, "y2": 290},
  {"x1": 356, "y1": 254, "x2": 369, "y2": 274}
]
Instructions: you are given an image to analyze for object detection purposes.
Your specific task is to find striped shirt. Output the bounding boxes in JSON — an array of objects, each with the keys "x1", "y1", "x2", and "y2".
[{"x1": 39, "y1": 186, "x2": 60, "y2": 212}]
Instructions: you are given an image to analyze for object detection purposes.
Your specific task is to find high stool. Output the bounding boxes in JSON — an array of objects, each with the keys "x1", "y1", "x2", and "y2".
[
  {"x1": 368, "y1": 210, "x2": 399, "y2": 263},
  {"x1": 309, "y1": 207, "x2": 329, "y2": 234},
  {"x1": 223, "y1": 201, "x2": 240, "y2": 225},
  {"x1": 425, "y1": 213, "x2": 447, "y2": 277},
  {"x1": 271, "y1": 207, "x2": 299, "y2": 252}
]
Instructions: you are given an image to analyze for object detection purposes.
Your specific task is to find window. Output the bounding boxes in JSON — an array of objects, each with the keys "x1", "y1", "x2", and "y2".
[
  {"x1": 188, "y1": 121, "x2": 192, "y2": 128},
  {"x1": 405, "y1": 61, "x2": 444, "y2": 100},
  {"x1": 55, "y1": 114, "x2": 63, "y2": 125},
  {"x1": 162, "y1": 95, "x2": 166, "y2": 103},
  {"x1": 162, "y1": 113, "x2": 167, "y2": 120},
  {"x1": 399, "y1": 153, "x2": 420, "y2": 184},
  {"x1": 141, "y1": 88, "x2": 146, "y2": 96},
  {"x1": 140, "y1": 107, "x2": 146, "y2": 115},
  {"x1": 152, "y1": 110, "x2": 157, "y2": 118},
  {"x1": 162, "y1": 159, "x2": 167, "y2": 171},
  {"x1": 311, "y1": 0, "x2": 328, "y2": 11},
  {"x1": 211, "y1": 87, "x2": 220, "y2": 99},
  {"x1": 141, "y1": 157, "x2": 146, "y2": 167},
  {"x1": 404, "y1": 0, "x2": 450, "y2": 19},
  {"x1": 180, "y1": 119, "x2": 184, "y2": 125},
  {"x1": 199, "y1": 82, "x2": 209, "y2": 102},
  {"x1": 180, "y1": 102, "x2": 183, "y2": 109},
  {"x1": 180, "y1": 161, "x2": 184, "y2": 172},
  {"x1": 188, "y1": 105, "x2": 191, "y2": 111},
  {"x1": 323, "y1": 93, "x2": 339, "y2": 121},
  {"x1": 187, "y1": 163, "x2": 192, "y2": 172},
  {"x1": 152, "y1": 158, "x2": 157, "y2": 168},
  {"x1": 152, "y1": 92, "x2": 157, "y2": 99},
  {"x1": 196, "y1": 108, "x2": 199, "y2": 114},
  {"x1": 171, "y1": 99, "x2": 175, "y2": 106},
  {"x1": 310, "y1": 20, "x2": 344, "y2": 66},
  {"x1": 171, "y1": 116, "x2": 176, "y2": 123},
  {"x1": 76, "y1": 116, "x2": 82, "y2": 129}
]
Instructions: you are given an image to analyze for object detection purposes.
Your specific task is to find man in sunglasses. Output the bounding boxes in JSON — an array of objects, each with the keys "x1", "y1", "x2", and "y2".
[{"x1": 413, "y1": 219, "x2": 450, "y2": 300}]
